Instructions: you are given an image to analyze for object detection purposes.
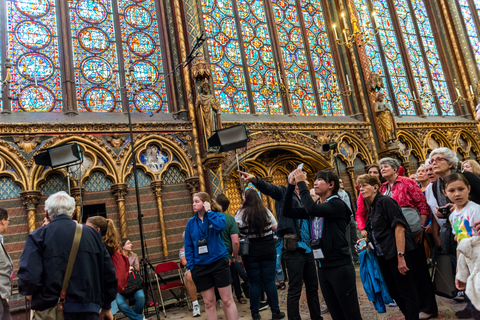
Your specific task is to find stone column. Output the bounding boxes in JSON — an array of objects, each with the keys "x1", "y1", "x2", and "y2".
[
  {"x1": 151, "y1": 181, "x2": 168, "y2": 258},
  {"x1": 202, "y1": 153, "x2": 226, "y2": 198},
  {"x1": 111, "y1": 183, "x2": 128, "y2": 239},
  {"x1": 70, "y1": 187, "x2": 83, "y2": 222},
  {"x1": 20, "y1": 191, "x2": 41, "y2": 233}
]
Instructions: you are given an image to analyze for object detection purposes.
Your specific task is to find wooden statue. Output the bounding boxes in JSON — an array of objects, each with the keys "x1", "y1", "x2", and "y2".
[{"x1": 374, "y1": 93, "x2": 397, "y2": 145}]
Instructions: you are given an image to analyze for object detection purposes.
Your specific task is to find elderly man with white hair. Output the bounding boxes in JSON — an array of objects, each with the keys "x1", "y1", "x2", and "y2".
[{"x1": 18, "y1": 191, "x2": 117, "y2": 320}]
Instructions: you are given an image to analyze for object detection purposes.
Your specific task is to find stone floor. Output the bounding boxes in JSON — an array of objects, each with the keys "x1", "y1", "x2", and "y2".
[{"x1": 143, "y1": 265, "x2": 471, "y2": 320}]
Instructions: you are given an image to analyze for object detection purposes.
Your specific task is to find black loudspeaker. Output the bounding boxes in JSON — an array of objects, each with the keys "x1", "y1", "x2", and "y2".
[
  {"x1": 208, "y1": 124, "x2": 249, "y2": 152},
  {"x1": 322, "y1": 142, "x2": 338, "y2": 152},
  {"x1": 34, "y1": 143, "x2": 82, "y2": 168}
]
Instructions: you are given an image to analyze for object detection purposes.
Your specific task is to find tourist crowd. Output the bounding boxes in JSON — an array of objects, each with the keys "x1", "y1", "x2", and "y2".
[{"x1": 0, "y1": 146, "x2": 479, "y2": 320}]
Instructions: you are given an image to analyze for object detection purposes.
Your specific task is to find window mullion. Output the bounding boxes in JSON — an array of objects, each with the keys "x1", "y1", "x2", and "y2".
[
  {"x1": 230, "y1": 0, "x2": 256, "y2": 114},
  {"x1": 0, "y1": 0, "x2": 10, "y2": 113},
  {"x1": 385, "y1": 0, "x2": 423, "y2": 116},
  {"x1": 293, "y1": 0, "x2": 322, "y2": 115},
  {"x1": 405, "y1": 0, "x2": 442, "y2": 116}
]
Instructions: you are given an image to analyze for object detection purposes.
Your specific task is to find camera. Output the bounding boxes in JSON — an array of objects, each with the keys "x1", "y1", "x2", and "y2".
[
  {"x1": 309, "y1": 238, "x2": 322, "y2": 249},
  {"x1": 438, "y1": 206, "x2": 451, "y2": 216}
]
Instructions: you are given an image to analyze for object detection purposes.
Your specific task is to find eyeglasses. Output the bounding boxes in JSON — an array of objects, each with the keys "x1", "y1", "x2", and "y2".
[{"x1": 430, "y1": 157, "x2": 446, "y2": 163}]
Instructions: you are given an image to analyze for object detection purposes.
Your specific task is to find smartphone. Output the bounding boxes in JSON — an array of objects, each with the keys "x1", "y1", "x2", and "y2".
[
  {"x1": 355, "y1": 239, "x2": 367, "y2": 252},
  {"x1": 297, "y1": 163, "x2": 304, "y2": 170}
]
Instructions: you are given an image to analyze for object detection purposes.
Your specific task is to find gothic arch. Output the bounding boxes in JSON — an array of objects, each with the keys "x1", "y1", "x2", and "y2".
[
  {"x1": 31, "y1": 136, "x2": 119, "y2": 190},
  {"x1": 423, "y1": 130, "x2": 453, "y2": 156},
  {"x1": 222, "y1": 141, "x2": 331, "y2": 177},
  {"x1": 396, "y1": 131, "x2": 426, "y2": 162},
  {"x1": 0, "y1": 142, "x2": 28, "y2": 190},
  {"x1": 335, "y1": 133, "x2": 374, "y2": 166},
  {"x1": 119, "y1": 134, "x2": 194, "y2": 183},
  {"x1": 452, "y1": 130, "x2": 480, "y2": 159}
]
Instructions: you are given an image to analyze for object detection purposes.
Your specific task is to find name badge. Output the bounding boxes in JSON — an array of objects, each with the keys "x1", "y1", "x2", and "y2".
[
  {"x1": 198, "y1": 244, "x2": 209, "y2": 255},
  {"x1": 313, "y1": 248, "x2": 324, "y2": 259}
]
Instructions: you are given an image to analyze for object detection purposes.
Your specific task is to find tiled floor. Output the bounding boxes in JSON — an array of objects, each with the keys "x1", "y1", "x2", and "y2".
[{"x1": 144, "y1": 265, "x2": 471, "y2": 320}]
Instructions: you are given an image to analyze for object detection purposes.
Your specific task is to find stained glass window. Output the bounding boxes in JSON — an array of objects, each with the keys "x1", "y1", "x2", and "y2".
[
  {"x1": 300, "y1": 0, "x2": 343, "y2": 116},
  {"x1": 201, "y1": 0, "x2": 249, "y2": 114},
  {"x1": 238, "y1": 0, "x2": 282, "y2": 114},
  {"x1": 7, "y1": 0, "x2": 63, "y2": 111},
  {"x1": 272, "y1": 0, "x2": 316, "y2": 115},
  {"x1": 459, "y1": 0, "x2": 480, "y2": 74},
  {"x1": 118, "y1": 0, "x2": 168, "y2": 113},
  {"x1": 353, "y1": 1, "x2": 392, "y2": 104},
  {"x1": 371, "y1": 0, "x2": 415, "y2": 115},
  {"x1": 410, "y1": 0, "x2": 453, "y2": 115},
  {"x1": 70, "y1": 0, "x2": 122, "y2": 112}
]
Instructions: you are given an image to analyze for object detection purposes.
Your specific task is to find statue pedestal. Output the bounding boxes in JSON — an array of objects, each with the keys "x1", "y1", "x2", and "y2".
[{"x1": 378, "y1": 144, "x2": 400, "y2": 159}]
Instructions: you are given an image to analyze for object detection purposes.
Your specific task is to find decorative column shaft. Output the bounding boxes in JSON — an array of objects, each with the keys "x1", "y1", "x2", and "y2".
[
  {"x1": 151, "y1": 181, "x2": 168, "y2": 258},
  {"x1": 111, "y1": 183, "x2": 128, "y2": 239},
  {"x1": 70, "y1": 187, "x2": 83, "y2": 222},
  {"x1": 20, "y1": 191, "x2": 41, "y2": 233},
  {"x1": 346, "y1": 167, "x2": 357, "y2": 200}
]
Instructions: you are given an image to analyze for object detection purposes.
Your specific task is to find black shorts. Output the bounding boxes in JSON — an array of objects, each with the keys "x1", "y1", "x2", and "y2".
[{"x1": 191, "y1": 257, "x2": 232, "y2": 292}]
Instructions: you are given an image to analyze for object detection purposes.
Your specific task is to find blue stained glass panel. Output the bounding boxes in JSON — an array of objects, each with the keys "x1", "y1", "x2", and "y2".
[
  {"x1": 238, "y1": 0, "x2": 282, "y2": 115},
  {"x1": 118, "y1": 0, "x2": 169, "y2": 113},
  {"x1": 201, "y1": 0, "x2": 249, "y2": 114},
  {"x1": 300, "y1": 0, "x2": 343, "y2": 116},
  {"x1": 70, "y1": 0, "x2": 122, "y2": 112},
  {"x1": 371, "y1": 0, "x2": 415, "y2": 115},
  {"x1": 272, "y1": 0, "x2": 316, "y2": 115},
  {"x1": 7, "y1": 0, "x2": 63, "y2": 111},
  {"x1": 410, "y1": 0, "x2": 453, "y2": 116}
]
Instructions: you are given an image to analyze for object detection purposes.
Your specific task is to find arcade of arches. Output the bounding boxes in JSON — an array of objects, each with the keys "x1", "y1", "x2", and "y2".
[{"x1": 0, "y1": 0, "x2": 480, "y2": 267}]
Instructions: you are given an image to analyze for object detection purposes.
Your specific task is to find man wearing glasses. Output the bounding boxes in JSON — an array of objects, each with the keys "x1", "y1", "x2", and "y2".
[{"x1": 0, "y1": 208, "x2": 12, "y2": 320}]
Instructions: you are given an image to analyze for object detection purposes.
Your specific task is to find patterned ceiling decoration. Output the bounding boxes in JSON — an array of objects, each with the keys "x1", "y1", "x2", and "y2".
[
  {"x1": 39, "y1": 173, "x2": 68, "y2": 196},
  {"x1": 84, "y1": 171, "x2": 112, "y2": 191},
  {"x1": 0, "y1": 177, "x2": 22, "y2": 200}
]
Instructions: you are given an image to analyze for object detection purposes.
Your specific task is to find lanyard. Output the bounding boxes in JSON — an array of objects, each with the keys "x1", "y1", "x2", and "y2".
[
  {"x1": 311, "y1": 195, "x2": 339, "y2": 239},
  {"x1": 196, "y1": 214, "x2": 209, "y2": 239}
]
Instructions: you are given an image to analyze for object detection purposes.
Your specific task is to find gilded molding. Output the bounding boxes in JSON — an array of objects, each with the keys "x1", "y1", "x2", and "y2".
[
  {"x1": 151, "y1": 180, "x2": 168, "y2": 257},
  {"x1": 0, "y1": 122, "x2": 192, "y2": 134}
]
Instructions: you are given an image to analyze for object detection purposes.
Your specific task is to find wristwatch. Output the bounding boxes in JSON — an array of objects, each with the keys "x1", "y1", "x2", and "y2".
[{"x1": 397, "y1": 252, "x2": 404, "y2": 258}]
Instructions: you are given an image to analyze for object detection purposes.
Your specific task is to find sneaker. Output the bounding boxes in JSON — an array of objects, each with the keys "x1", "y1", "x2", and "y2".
[
  {"x1": 271, "y1": 311, "x2": 285, "y2": 320},
  {"x1": 259, "y1": 301, "x2": 269, "y2": 311},
  {"x1": 388, "y1": 300, "x2": 397, "y2": 307},
  {"x1": 193, "y1": 304, "x2": 201, "y2": 317},
  {"x1": 419, "y1": 312, "x2": 437, "y2": 319},
  {"x1": 252, "y1": 314, "x2": 261, "y2": 320},
  {"x1": 454, "y1": 290, "x2": 465, "y2": 302},
  {"x1": 456, "y1": 308, "x2": 473, "y2": 319},
  {"x1": 320, "y1": 302, "x2": 329, "y2": 314}
]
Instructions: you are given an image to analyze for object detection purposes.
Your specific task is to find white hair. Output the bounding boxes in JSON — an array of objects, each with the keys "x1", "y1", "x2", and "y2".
[
  {"x1": 44, "y1": 191, "x2": 76, "y2": 218},
  {"x1": 429, "y1": 147, "x2": 459, "y2": 169},
  {"x1": 416, "y1": 164, "x2": 426, "y2": 173},
  {"x1": 379, "y1": 157, "x2": 400, "y2": 170}
]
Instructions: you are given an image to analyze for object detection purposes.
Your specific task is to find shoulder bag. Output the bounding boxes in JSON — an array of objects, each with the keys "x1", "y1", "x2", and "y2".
[{"x1": 33, "y1": 224, "x2": 83, "y2": 320}]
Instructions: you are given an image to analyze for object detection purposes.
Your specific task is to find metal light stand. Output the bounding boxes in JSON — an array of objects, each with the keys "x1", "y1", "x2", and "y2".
[{"x1": 120, "y1": 74, "x2": 161, "y2": 320}]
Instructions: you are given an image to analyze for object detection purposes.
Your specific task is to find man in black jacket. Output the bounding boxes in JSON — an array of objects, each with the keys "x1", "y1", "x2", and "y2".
[
  {"x1": 284, "y1": 170, "x2": 362, "y2": 320},
  {"x1": 18, "y1": 191, "x2": 117, "y2": 320},
  {"x1": 238, "y1": 170, "x2": 322, "y2": 320}
]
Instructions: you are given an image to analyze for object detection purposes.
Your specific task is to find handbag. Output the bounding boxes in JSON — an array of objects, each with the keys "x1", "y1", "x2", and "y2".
[
  {"x1": 400, "y1": 207, "x2": 422, "y2": 236},
  {"x1": 122, "y1": 270, "x2": 144, "y2": 298},
  {"x1": 33, "y1": 224, "x2": 83, "y2": 320},
  {"x1": 283, "y1": 234, "x2": 298, "y2": 252},
  {"x1": 239, "y1": 234, "x2": 250, "y2": 256}
]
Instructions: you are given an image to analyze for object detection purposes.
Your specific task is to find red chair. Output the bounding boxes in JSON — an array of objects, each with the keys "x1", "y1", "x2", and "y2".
[{"x1": 154, "y1": 261, "x2": 191, "y2": 316}]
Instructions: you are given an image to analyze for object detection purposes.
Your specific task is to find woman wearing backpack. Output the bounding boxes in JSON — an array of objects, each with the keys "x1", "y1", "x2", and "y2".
[{"x1": 379, "y1": 158, "x2": 438, "y2": 319}]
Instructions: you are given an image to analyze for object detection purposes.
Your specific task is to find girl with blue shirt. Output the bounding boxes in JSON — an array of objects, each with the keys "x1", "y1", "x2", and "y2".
[{"x1": 184, "y1": 192, "x2": 238, "y2": 320}]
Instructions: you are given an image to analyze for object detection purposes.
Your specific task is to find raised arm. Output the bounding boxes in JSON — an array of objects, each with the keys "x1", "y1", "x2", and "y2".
[
  {"x1": 238, "y1": 170, "x2": 285, "y2": 200},
  {"x1": 298, "y1": 182, "x2": 347, "y2": 218},
  {"x1": 282, "y1": 183, "x2": 309, "y2": 219}
]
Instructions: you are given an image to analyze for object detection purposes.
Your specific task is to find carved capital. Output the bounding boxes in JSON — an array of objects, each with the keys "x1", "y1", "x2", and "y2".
[
  {"x1": 20, "y1": 191, "x2": 41, "y2": 210},
  {"x1": 70, "y1": 187, "x2": 83, "y2": 199},
  {"x1": 151, "y1": 180, "x2": 164, "y2": 198},
  {"x1": 185, "y1": 176, "x2": 200, "y2": 195},
  {"x1": 111, "y1": 183, "x2": 128, "y2": 201},
  {"x1": 202, "y1": 152, "x2": 226, "y2": 172},
  {"x1": 378, "y1": 145, "x2": 400, "y2": 160}
]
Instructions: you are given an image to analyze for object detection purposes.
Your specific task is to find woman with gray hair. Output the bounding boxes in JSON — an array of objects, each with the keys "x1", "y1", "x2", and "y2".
[{"x1": 379, "y1": 157, "x2": 438, "y2": 319}]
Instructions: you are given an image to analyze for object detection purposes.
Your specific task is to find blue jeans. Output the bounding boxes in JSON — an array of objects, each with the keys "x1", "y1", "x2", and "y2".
[
  {"x1": 116, "y1": 290, "x2": 145, "y2": 320},
  {"x1": 275, "y1": 238, "x2": 284, "y2": 283},
  {"x1": 243, "y1": 255, "x2": 280, "y2": 315}
]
